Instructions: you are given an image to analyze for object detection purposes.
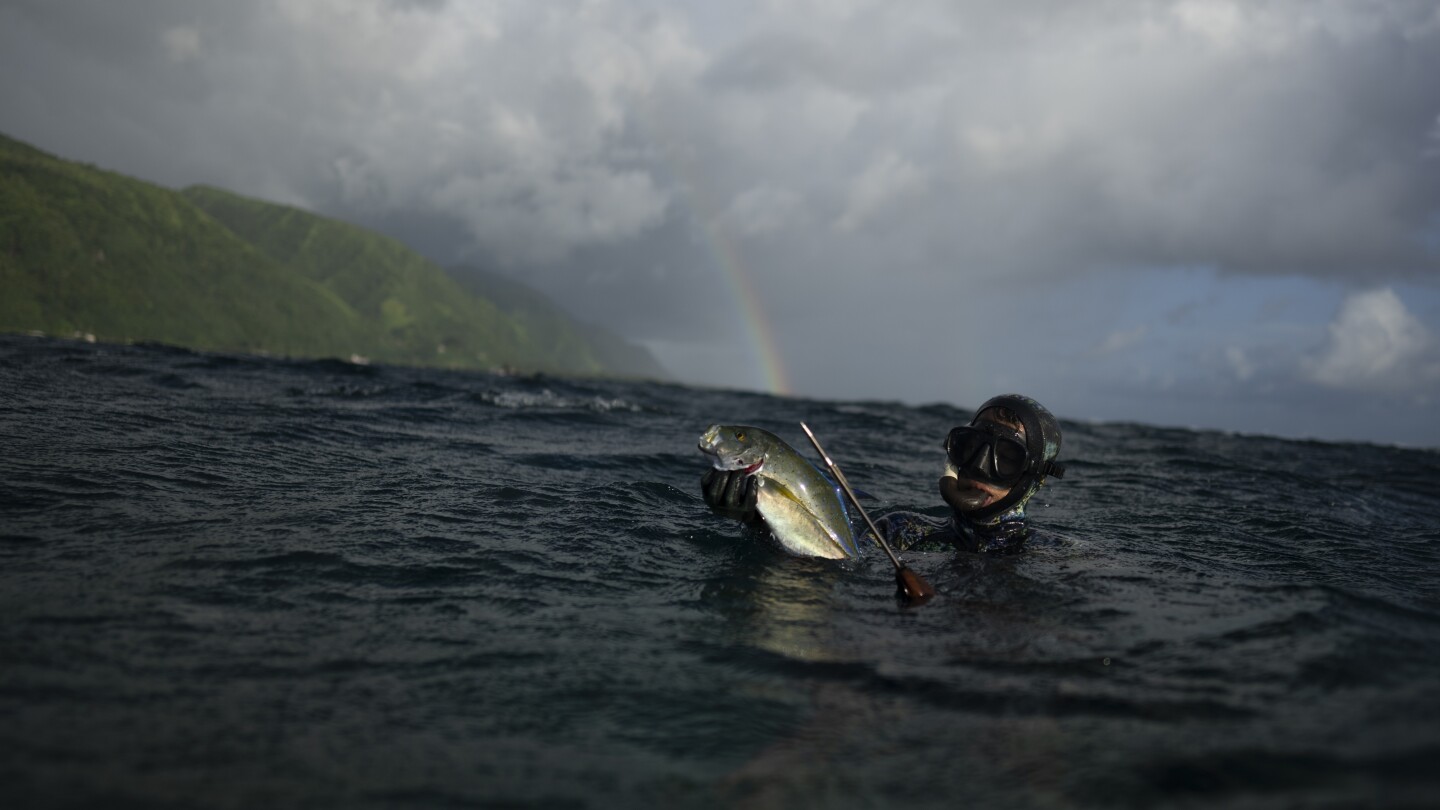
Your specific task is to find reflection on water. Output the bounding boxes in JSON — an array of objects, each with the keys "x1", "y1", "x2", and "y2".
[{"x1": 2, "y1": 335, "x2": 1438, "y2": 808}]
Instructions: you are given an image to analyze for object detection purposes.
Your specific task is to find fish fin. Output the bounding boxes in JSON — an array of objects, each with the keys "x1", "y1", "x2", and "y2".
[
  {"x1": 762, "y1": 477, "x2": 802, "y2": 503},
  {"x1": 818, "y1": 468, "x2": 873, "y2": 500},
  {"x1": 755, "y1": 482, "x2": 855, "y2": 560}
]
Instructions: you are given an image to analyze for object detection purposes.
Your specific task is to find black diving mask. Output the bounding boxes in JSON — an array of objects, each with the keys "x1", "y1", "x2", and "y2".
[{"x1": 944, "y1": 423, "x2": 1030, "y2": 487}]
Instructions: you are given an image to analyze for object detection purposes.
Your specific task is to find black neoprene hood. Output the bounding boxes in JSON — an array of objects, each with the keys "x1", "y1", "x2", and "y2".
[{"x1": 964, "y1": 394, "x2": 1065, "y2": 522}]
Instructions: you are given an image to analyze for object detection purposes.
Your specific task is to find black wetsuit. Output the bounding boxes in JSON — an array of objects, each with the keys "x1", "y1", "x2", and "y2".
[{"x1": 865, "y1": 510, "x2": 1029, "y2": 555}]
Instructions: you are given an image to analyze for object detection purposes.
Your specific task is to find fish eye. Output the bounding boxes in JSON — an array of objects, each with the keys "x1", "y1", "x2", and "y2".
[{"x1": 735, "y1": 431, "x2": 746, "y2": 441}]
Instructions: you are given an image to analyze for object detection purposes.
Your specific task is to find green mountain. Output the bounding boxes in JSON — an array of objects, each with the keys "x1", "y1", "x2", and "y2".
[
  {"x1": 447, "y1": 263, "x2": 668, "y2": 381},
  {"x1": 0, "y1": 132, "x2": 666, "y2": 379}
]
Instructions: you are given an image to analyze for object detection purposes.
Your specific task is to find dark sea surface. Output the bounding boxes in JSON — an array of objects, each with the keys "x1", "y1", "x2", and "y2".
[{"x1": 2, "y1": 334, "x2": 1439, "y2": 809}]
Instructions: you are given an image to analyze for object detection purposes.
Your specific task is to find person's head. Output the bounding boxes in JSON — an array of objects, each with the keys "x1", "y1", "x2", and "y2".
[{"x1": 939, "y1": 394, "x2": 1065, "y2": 524}]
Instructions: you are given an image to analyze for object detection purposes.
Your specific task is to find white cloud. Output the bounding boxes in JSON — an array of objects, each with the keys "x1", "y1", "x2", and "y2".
[
  {"x1": 1172, "y1": 0, "x2": 1246, "y2": 48},
  {"x1": 430, "y1": 162, "x2": 670, "y2": 265},
  {"x1": 1306, "y1": 288, "x2": 1436, "y2": 390},
  {"x1": 719, "y1": 185, "x2": 806, "y2": 238},
  {"x1": 161, "y1": 24, "x2": 200, "y2": 63},
  {"x1": 155, "y1": 0, "x2": 702, "y2": 266},
  {"x1": 834, "y1": 151, "x2": 924, "y2": 232},
  {"x1": 1226, "y1": 345, "x2": 1255, "y2": 381},
  {"x1": 1095, "y1": 324, "x2": 1150, "y2": 356}
]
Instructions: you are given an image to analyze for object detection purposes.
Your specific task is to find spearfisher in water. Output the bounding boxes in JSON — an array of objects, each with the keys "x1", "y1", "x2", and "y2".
[{"x1": 701, "y1": 394, "x2": 1067, "y2": 564}]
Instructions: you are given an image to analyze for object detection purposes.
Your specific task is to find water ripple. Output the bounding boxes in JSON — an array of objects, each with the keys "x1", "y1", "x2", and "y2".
[{"x1": 1, "y1": 335, "x2": 1437, "y2": 809}]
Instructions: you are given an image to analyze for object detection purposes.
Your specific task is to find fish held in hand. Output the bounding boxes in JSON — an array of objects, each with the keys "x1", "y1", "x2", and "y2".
[{"x1": 698, "y1": 424, "x2": 860, "y2": 560}]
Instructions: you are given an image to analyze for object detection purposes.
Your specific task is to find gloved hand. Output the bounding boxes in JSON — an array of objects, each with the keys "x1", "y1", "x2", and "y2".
[{"x1": 701, "y1": 467, "x2": 762, "y2": 524}]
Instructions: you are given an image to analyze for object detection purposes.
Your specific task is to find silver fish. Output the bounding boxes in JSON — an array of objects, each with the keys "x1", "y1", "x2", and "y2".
[{"x1": 698, "y1": 424, "x2": 859, "y2": 559}]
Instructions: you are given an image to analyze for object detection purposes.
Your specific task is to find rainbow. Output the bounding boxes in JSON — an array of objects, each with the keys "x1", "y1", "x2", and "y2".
[
  {"x1": 700, "y1": 220, "x2": 792, "y2": 396},
  {"x1": 639, "y1": 108, "x2": 792, "y2": 396}
]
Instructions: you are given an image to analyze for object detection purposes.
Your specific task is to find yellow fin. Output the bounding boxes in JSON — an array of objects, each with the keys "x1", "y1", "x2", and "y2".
[{"x1": 755, "y1": 481, "x2": 851, "y2": 559}]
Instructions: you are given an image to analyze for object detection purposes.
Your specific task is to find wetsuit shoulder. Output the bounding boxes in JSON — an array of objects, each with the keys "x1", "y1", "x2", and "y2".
[
  {"x1": 961, "y1": 517, "x2": 1030, "y2": 555},
  {"x1": 867, "y1": 510, "x2": 1032, "y2": 555},
  {"x1": 869, "y1": 511, "x2": 958, "y2": 553}
]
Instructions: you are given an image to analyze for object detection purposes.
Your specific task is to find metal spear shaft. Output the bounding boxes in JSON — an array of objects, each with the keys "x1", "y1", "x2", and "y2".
[{"x1": 800, "y1": 422, "x2": 935, "y2": 603}]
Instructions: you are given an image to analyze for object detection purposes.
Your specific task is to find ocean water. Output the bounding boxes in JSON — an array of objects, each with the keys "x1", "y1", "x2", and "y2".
[{"x1": 2, "y1": 334, "x2": 1439, "y2": 809}]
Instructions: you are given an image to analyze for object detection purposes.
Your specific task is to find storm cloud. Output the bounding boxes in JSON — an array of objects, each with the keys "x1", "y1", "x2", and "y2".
[{"x1": 3, "y1": 0, "x2": 1439, "y2": 443}]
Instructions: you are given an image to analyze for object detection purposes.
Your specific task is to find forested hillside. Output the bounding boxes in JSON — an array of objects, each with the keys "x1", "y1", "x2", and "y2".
[{"x1": 0, "y1": 132, "x2": 666, "y2": 379}]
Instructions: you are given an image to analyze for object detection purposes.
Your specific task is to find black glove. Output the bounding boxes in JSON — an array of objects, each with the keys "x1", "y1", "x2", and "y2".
[{"x1": 701, "y1": 467, "x2": 762, "y2": 524}]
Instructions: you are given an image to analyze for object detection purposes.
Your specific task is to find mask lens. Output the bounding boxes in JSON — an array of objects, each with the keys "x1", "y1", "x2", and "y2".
[
  {"x1": 944, "y1": 428, "x2": 983, "y2": 463},
  {"x1": 992, "y1": 437, "x2": 1028, "y2": 479},
  {"x1": 946, "y1": 425, "x2": 1029, "y2": 486}
]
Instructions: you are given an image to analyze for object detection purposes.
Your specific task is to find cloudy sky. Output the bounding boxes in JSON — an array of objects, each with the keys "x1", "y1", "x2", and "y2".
[{"x1": 4, "y1": 0, "x2": 1440, "y2": 446}]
